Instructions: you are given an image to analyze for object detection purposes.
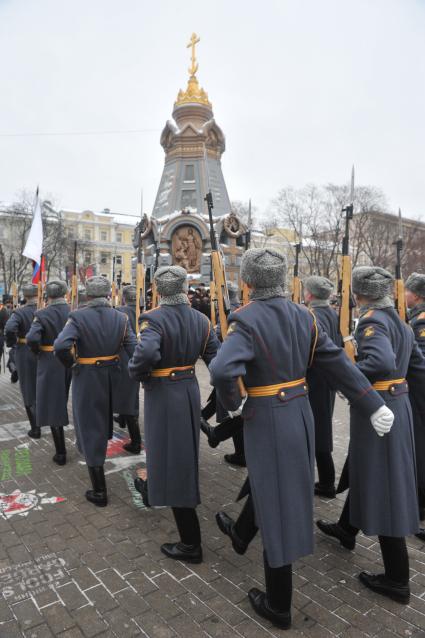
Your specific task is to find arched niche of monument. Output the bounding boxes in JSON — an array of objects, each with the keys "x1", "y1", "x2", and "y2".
[{"x1": 160, "y1": 218, "x2": 207, "y2": 275}]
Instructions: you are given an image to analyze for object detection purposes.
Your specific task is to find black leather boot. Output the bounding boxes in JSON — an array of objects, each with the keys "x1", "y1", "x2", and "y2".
[
  {"x1": 316, "y1": 520, "x2": 356, "y2": 550},
  {"x1": 161, "y1": 542, "x2": 203, "y2": 564},
  {"x1": 224, "y1": 453, "x2": 246, "y2": 467},
  {"x1": 415, "y1": 528, "x2": 425, "y2": 541},
  {"x1": 314, "y1": 482, "x2": 336, "y2": 498},
  {"x1": 134, "y1": 477, "x2": 150, "y2": 507},
  {"x1": 200, "y1": 418, "x2": 219, "y2": 448},
  {"x1": 86, "y1": 466, "x2": 107, "y2": 507},
  {"x1": 216, "y1": 511, "x2": 249, "y2": 555},
  {"x1": 123, "y1": 416, "x2": 141, "y2": 454},
  {"x1": 248, "y1": 589, "x2": 291, "y2": 630},
  {"x1": 25, "y1": 406, "x2": 40, "y2": 439},
  {"x1": 50, "y1": 427, "x2": 66, "y2": 465},
  {"x1": 359, "y1": 572, "x2": 410, "y2": 604}
]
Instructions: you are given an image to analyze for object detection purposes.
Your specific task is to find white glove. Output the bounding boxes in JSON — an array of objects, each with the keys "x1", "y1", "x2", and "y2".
[
  {"x1": 228, "y1": 394, "x2": 248, "y2": 419},
  {"x1": 370, "y1": 405, "x2": 394, "y2": 437}
]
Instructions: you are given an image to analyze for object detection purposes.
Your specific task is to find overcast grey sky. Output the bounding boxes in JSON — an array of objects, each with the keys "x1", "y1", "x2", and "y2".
[{"x1": 0, "y1": 0, "x2": 424, "y2": 219}]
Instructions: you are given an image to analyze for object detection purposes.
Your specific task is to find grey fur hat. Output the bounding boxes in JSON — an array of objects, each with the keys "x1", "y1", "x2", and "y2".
[
  {"x1": 352, "y1": 266, "x2": 393, "y2": 299},
  {"x1": 22, "y1": 284, "x2": 38, "y2": 298},
  {"x1": 304, "y1": 275, "x2": 334, "y2": 300},
  {"x1": 240, "y1": 248, "x2": 287, "y2": 289},
  {"x1": 86, "y1": 276, "x2": 111, "y2": 298},
  {"x1": 226, "y1": 281, "x2": 240, "y2": 304},
  {"x1": 405, "y1": 272, "x2": 425, "y2": 299},
  {"x1": 45, "y1": 279, "x2": 67, "y2": 299},
  {"x1": 122, "y1": 285, "x2": 137, "y2": 303},
  {"x1": 154, "y1": 265, "x2": 187, "y2": 297}
]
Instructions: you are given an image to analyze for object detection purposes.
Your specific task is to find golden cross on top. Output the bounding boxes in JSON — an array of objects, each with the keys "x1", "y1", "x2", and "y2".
[{"x1": 187, "y1": 32, "x2": 200, "y2": 77}]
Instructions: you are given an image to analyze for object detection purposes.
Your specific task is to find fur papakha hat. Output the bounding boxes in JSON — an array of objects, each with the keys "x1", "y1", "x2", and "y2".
[
  {"x1": 154, "y1": 266, "x2": 187, "y2": 297},
  {"x1": 45, "y1": 279, "x2": 67, "y2": 299},
  {"x1": 240, "y1": 248, "x2": 287, "y2": 290},
  {"x1": 352, "y1": 266, "x2": 393, "y2": 299},
  {"x1": 304, "y1": 275, "x2": 334, "y2": 300},
  {"x1": 405, "y1": 273, "x2": 425, "y2": 299},
  {"x1": 22, "y1": 284, "x2": 38, "y2": 298},
  {"x1": 86, "y1": 276, "x2": 111, "y2": 298},
  {"x1": 122, "y1": 285, "x2": 137, "y2": 303}
]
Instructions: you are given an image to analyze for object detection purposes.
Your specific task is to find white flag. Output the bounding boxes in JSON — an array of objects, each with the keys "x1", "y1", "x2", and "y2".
[{"x1": 23, "y1": 189, "x2": 43, "y2": 265}]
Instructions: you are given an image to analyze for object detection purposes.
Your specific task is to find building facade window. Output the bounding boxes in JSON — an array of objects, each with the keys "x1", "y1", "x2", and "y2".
[
  {"x1": 100, "y1": 231, "x2": 107, "y2": 241},
  {"x1": 84, "y1": 230, "x2": 92, "y2": 241},
  {"x1": 116, "y1": 232, "x2": 122, "y2": 243},
  {"x1": 184, "y1": 164, "x2": 195, "y2": 182},
  {"x1": 84, "y1": 251, "x2": 92, "y2": 264},
  {"x1": 181, "y1": 189, "x2": 197, "y2": 209},
  {"x1": 115, "y1": 255, "x2": 122, "y2": 265},
  {"x1": 100, "y1": 253, "x2": 109, "y2": 265}
]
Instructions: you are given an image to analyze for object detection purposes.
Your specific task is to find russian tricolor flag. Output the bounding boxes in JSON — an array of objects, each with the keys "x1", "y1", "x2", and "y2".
[{"x1": 23, "y1": 188, "x2": 44, "y2": 282}]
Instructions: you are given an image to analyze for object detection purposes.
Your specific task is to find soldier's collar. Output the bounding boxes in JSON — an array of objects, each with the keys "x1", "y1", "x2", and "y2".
[
  {"x1": 250, "y1": 286, "x2": 285, "y2": 301},
  {"x1": 358, "y1": 296, "x2": 393, "y2": 316},
  {"x1": 310, "y1": 299, "x2": 330, "y2": 308},
  {"x1": 48, "y1": 298, "x2": 67, "y2": 306},
  {"x1": 86, "y1": 297, "x2": 111, "y2": 308},
  {"x1": 159, "y1": 293, "x2": 190, "y2": 306},
  {"x1": 409, "y1": 302, "x2": 425, "y2": 319}
]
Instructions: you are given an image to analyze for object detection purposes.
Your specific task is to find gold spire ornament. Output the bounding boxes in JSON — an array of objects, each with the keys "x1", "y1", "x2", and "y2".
[{"x1": 175, "y1": 33, "x2": 212, "y2": 108}]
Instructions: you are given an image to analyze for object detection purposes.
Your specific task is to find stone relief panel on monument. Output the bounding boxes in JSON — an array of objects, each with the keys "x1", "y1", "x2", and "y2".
[{"x1": 172, "y1": 225, "x2": 202, "y2": 273}]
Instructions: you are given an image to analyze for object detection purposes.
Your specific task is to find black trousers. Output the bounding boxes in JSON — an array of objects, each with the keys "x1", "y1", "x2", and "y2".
[
  {"x1": 264, "y1": 552, "x2": 292, "y2": 613},
  {"x1": 338, "y1": 493, "x2": 409, "y2": 585},
  {"x1": 234, "y1": 495, "x2": 259, "y2": 546},
  {"x1": 172, "y1": 507, "x2": 201, "y2": 547},
  {"x1": 315, "y1": 450, "x2": 335, "y2": 486}
]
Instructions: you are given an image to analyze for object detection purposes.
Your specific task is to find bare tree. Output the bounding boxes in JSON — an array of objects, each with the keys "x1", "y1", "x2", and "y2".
[{"x1": 270, "y1": 183, "x2": 389, "y2": 279}]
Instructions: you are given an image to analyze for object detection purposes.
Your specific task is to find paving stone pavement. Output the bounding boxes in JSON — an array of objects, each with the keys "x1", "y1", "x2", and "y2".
[{"x1": 0, "y1": 362, "x2": 425, "y2": 637}]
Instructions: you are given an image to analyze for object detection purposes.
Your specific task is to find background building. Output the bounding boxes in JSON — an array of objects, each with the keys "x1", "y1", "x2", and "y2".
[{"x1": 60, "y1": 208, "x2": 137, "y2": 286}]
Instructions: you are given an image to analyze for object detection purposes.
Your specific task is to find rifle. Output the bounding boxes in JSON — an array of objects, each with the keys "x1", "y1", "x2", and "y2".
[
  {"x1": 292, "y1": 225, "x2": 302, "y2": 303},
  {"x1": 151, "y1": 237, "x2": 160, "y2": 309},
  {"x1": 338, "y1": 166, "x2": 356, "y2": 362},
  {"x1": 394, "y1": 208, "x2": 406, "y2": 321},
  {"x1": 210, "y1": 280, "x2": 217, "y2": 325},
  {"x1": 241, "y1": 199, "x2": 252, "y2": 306},
  {"x1": 204, "y1": 150, "x2": 246, "y2": 399},
  {"x1": 135, "y1": 224, "x2": 146, "y2": 330},
  {"x1": 71, "y1": 241, "x2": 78, "y2": 310}
]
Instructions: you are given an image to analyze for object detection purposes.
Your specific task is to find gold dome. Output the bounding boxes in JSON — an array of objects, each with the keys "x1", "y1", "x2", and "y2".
[{"x1": 174, "y1": 33, "x2": 212, "y2": 109}]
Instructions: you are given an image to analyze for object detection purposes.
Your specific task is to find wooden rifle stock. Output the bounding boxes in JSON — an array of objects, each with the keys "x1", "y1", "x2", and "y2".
[
  {"x1": 210, "y1": 280, "x2": 217, "y2": 325},
  {"x1": 292, "y1": 277, "x2": 301, "y2": 304},
  {"x1": 339, "y1": 199, "x2": 356, "y2": 362},
  {"x1": 339, "y1": 254, "x2": 356, "y2": 362},
  {"x1": 394, "y1": 279, "x2": 406, "y2": 322}
]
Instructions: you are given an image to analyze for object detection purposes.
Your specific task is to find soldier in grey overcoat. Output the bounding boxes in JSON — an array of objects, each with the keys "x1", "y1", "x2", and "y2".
[
  {"x1": 318, "y1": 266, "x2": 425, "y2": 605},
  {"x1": 26, "y1": 280, "x2": 71, "y2": 465},
  {"x1": 405, "y1": 272, "x2": 425, "y2": 539},
  {"x1": 5, "y1": 284, "x2": 39, "y2": 438},
  {"x1": 114, "y1": 285, "x2": 142, "y2": 453},
  {"x1": 54, "y1": 276, "x2": 137, "y2": 507},
  {"x1": 304, "y1": 275, "x2": 343, "y2": 498},
  {"x1": 128, "y1": 266, "x2": 219, "y2": 564},
  {"x1": 210, "y1": 249, "x2": 392, "y2": 630}
]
